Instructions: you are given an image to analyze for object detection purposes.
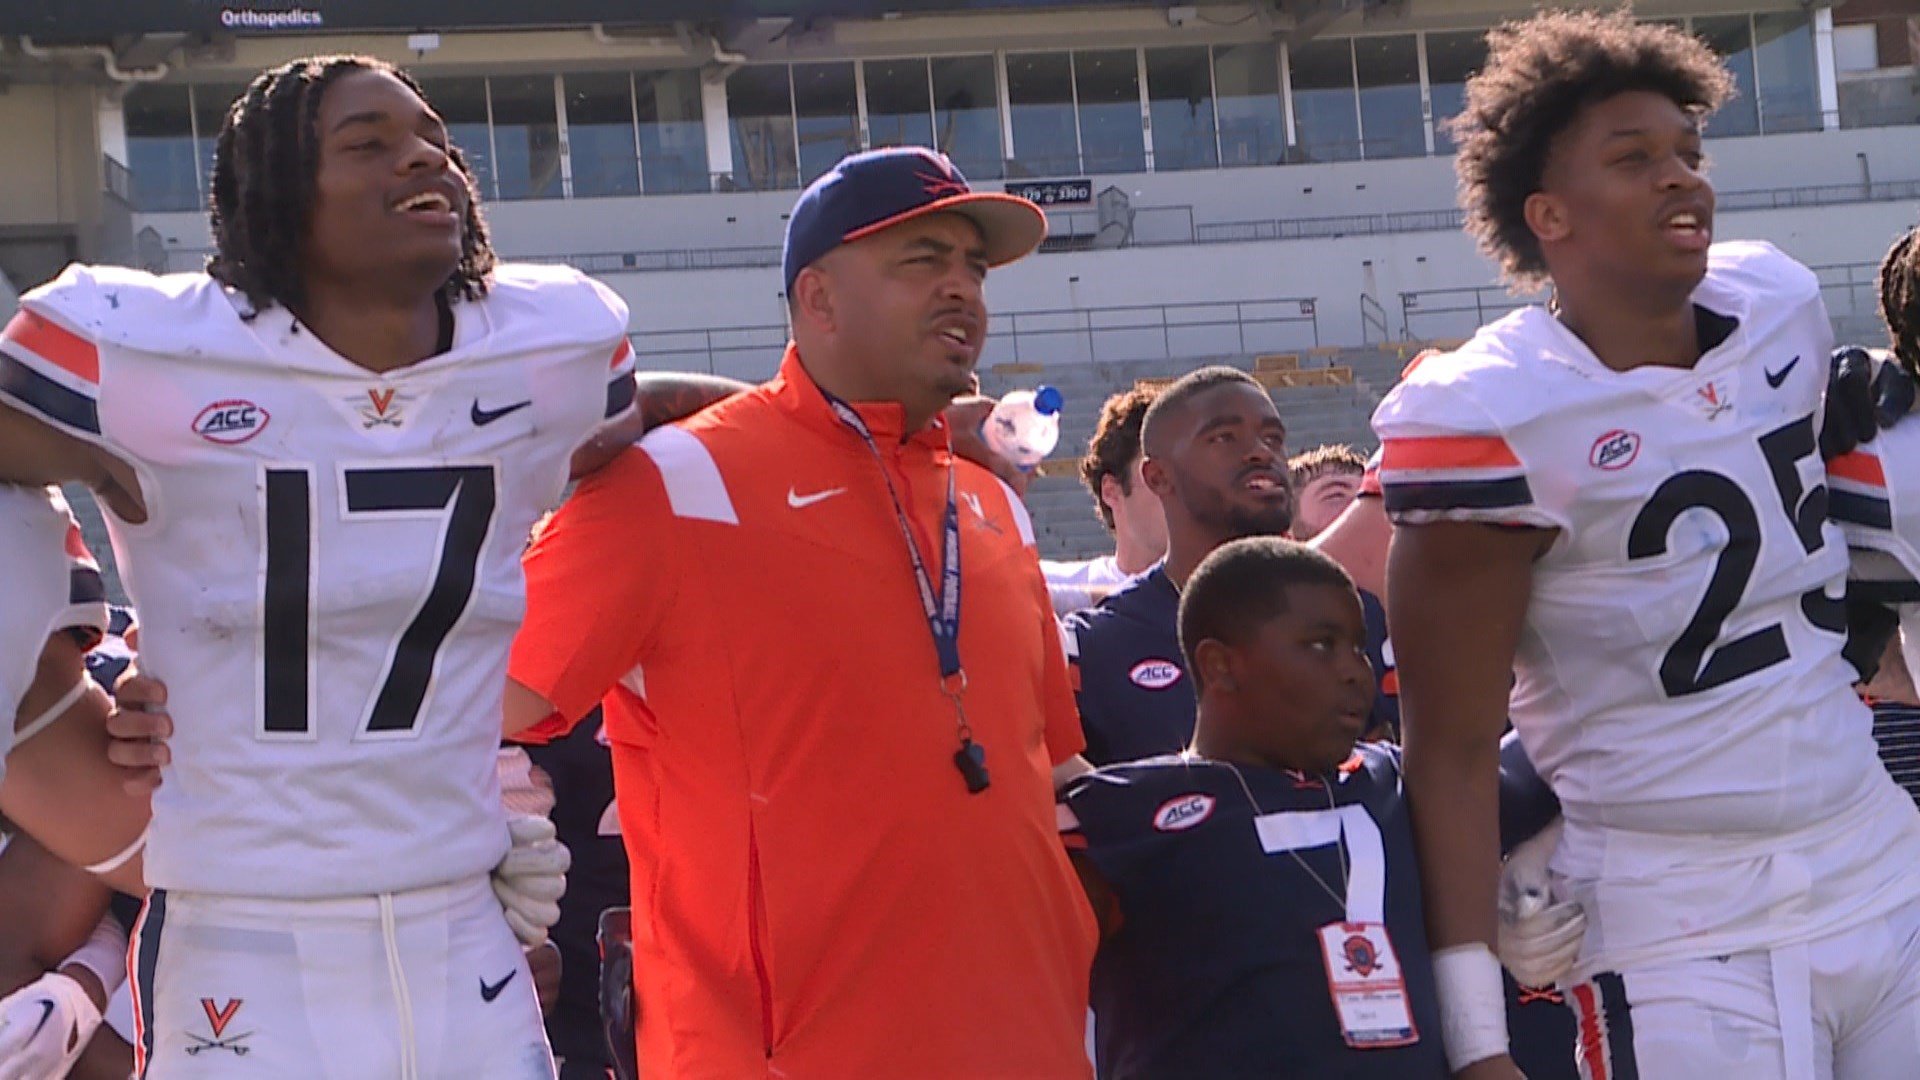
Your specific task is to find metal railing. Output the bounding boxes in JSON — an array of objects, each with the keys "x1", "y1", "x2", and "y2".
[
  {"x1": 1360, "y1": 293, "x2": 1390, "y2": 345},
  {"x1": 102, "y1": 155, "x2": 133, "y2": 206},
  {"x1": 1198, "y1": 208, "x2": 1464, "y2": 244},
  {"x1": 1718, "y1": 178, "x2": 1920, "y2": 211},
  {"x1": 629, "y1": 295, "x2": 1320, "y2": 375},
  {"x1": 1397, "y1": 260, "x2": 1892, "y2": 345},
  {"x1": 1398, "y1": 284, "x2": 1543, "y2": 342},
  {"x1": 525, "y1": 246, "x2": 782, "y2": 274}
]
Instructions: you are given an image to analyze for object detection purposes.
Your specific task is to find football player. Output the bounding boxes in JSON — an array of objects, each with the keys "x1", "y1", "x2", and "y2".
[
  {"x1": 1378, "y1": 13, "x2": 1920, "y2": 1079},
  {"x1": 1062, "y1": 367, "x2": 1293, "y2": 766},
  {"x1": 0, "y1": 56, "x2": 638, "y2": 1078}
]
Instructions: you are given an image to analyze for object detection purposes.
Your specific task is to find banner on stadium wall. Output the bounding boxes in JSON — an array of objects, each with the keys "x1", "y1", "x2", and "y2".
[
  {"x1": 3, "y1": 0, "x2": 1111, "y2": 39},
  {"x1": 1005, "y1": 179, "x2": 1094, "y2": 206}
]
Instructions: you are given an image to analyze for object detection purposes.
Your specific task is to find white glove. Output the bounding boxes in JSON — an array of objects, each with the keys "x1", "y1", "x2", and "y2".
[
  {"x1": 1496, "y1": 818, "x2": 1586, "y2": 988},
  {"x1": 491, "y1": 814, "x2": 570, "y2": 948},
  {"x1": 0, "y1": 971, "x2": 103, "y2": 1080}
]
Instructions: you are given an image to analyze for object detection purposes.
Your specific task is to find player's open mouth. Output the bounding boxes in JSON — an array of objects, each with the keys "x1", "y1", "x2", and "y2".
[
  {"x1": 1242, "y1": 472, "x2": 1285, "y2": 493},
  {"x1": 1662, "y1": 210, "x2": 1711, "y2": 251},
  {"x1": 392, "y1": 190, "x2": 458, "y2": 223}
]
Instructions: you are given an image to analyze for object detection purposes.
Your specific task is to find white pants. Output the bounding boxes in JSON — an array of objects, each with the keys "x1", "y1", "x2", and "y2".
[
  {"x1": 130, "y1": 875, "x2": 554, "y2": 1080},
  {"x1": 1567, "y1": 893, "x2": 1920, "y2": 1080}
]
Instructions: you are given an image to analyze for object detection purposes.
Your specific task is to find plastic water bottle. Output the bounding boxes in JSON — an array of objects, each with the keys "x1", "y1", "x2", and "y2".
[{"x1": 984, "y1": 385, "x2": 1064, "y2": 472}]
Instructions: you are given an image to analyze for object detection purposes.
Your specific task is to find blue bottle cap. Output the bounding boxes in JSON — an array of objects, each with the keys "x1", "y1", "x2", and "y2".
[{"x1": 1034, "y1": 385, "x2": 1064, "y2": 416}]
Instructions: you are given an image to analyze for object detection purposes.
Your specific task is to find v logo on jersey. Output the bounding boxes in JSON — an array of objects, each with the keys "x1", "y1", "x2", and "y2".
[
  {"x1": 355, "y1": 388, "x2": 407, "y2": 429},
  {"x1": 200, "y1": 998, "x2": 243, "y2": 1039},
  {"x1": 1695, "y1": 380, "x2": 1732, "y2": 420},
  {"x1": 787, "y1": 486, "x2": 846, "y2": 509}
]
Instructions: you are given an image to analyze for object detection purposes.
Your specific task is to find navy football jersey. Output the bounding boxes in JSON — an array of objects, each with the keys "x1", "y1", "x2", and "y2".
[
  {"x1": 1063, "y1": 568, "x2": 1192, "y2": 766},
  {"x1": 1065, "y1": 569, "x2": 1401, "y2": 766},
  {"x1": 1060, "y1": 745, "x2": 1445, "y2": 1079},
  {"x1": 524, "y1": 709, "x2": 630, "y2": 1078},
  {"x1": 1358, "y1": 589, "x2": 1399, "y2": 742}
]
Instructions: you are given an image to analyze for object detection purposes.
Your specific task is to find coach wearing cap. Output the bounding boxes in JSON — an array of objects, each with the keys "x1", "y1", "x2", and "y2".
[{"x1": 504, "y1": 147, "x2": 1098, "y2": 1078}]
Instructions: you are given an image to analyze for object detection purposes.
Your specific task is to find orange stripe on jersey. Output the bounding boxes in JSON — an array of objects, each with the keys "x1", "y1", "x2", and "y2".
[
  {"x1": 1829, "y1": 450, "x2": 1886, "y2": 488},
  {"x1": 610, "y1": 338, "x2": 633, "y2": 370},
  {"x1": 1400, "y1": 348, "x2": 1440, "y2": 380},
  {"x1": 1380, "y1": 434, "x2": 1519, "y2": 472},
  {"x1": 1, "y1": 309, "x2": 99, "y2": 384}
]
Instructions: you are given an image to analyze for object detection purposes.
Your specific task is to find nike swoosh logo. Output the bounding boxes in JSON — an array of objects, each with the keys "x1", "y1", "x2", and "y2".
[
  {"x1": 787, "y1": 486, "x2": 847, "y2": 509},
  {"x1": 1764, "y1": 356, "x2": 1799, "y2": 389},
  {"x1": 471, "y1": 399, "x2": 533, "y2": 426},
  {"x1": 480, "y1": 969, "x2": 517, "y2": 1003},
  {"x1": 28, "y1": 998, "x2": 54, "y2": 1040}
]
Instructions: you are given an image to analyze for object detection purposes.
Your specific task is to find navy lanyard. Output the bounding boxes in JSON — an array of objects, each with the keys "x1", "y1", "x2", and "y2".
[{"x1": 822, "y1": 390, "x2": 990, "y2": 793}]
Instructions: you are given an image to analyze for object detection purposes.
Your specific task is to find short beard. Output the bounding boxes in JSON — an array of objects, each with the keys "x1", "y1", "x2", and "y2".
[{"x1": 1222, "y1": 501, "x2": 1293, "y2": 540}]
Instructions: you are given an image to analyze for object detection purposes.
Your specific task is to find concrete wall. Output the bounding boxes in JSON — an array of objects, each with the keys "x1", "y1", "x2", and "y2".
[{"x1": 0, "y1": 83, "x2": 103, "y2": 232}]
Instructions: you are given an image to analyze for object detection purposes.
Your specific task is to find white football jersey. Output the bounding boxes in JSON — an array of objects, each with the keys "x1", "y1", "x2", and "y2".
[
  {"x1": 0, "y1": 264, "x2": 635, "y2": 897},
  {"x1": 0, "y1": 484, "x2": 106, "y2": 784},
  {"x1": 1041, "y1": 554, "x2": 1136, "y2": 615},
  {"x1": 1375, "y1": 243, "x2": 1920, "y2": 968}
]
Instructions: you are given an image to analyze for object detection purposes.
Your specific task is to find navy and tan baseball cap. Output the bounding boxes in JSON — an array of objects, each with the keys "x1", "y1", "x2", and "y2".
[{"x1": 782, "y1": 147, "x2": 1047, "y2": 293}]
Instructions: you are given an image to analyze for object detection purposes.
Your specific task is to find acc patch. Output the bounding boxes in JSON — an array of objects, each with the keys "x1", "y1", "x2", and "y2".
[
  {"x1": 192, "y1": 400, "x2": 269, "y2": 445},
  {"x1": 1152, "y1": 793, "x2": 1215, "y2": 832},
  {"x1": 1588, "y1": 429, "x2": 1640, "y2": 471},
  {"x1": 1129, "y1": 659, "x2": 1183, "y2": 690}
]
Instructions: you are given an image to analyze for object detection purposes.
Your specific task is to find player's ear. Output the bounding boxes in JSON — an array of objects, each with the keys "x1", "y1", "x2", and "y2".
[
  {"x1": 1523, "y1": 191, "x2": 1570, "y2": 247},
  {"x1": 1194, "y1": 639, "x2": 1235, "y2": 694},
  {"x1": 791, "y1": 265, "x2": 836, "y2": 334},
  {"x1": 1140, "y1": 455, "x2": 1174, "y2": 499}
]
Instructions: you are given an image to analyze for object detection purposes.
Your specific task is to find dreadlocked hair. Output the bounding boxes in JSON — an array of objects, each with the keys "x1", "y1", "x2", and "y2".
[
  {"x1": 1451, "y1": 9, "x2": 1734, "y2": 291},
  {"x1": 1879, "y1": 225, "x2": 1920, "y2": 376},
  {"x1": 206, "y1": 55, "x2": 494, "y2": 314}
]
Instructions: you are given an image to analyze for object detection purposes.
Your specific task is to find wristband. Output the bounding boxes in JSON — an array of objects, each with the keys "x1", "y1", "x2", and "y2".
[
  {"x1": 65, "y1": 913, "x2": 131, "y2": 996},
  {"x1": 84, "y1": 827, "x2": 148, "y2": 875},
  {"x1": 1433, "y1": 942, "x2": 1509, "y2": 1071}
]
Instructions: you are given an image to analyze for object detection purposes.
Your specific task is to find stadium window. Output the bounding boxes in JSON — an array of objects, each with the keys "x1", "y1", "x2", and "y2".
[
  {"x1": 1212, "y1": 42, "x2": 1283, "y2": 167},
  {"x1": 1693, "y1": 15, "x2": 1761, "y2": 138},
  {"x1": 931, "y1": 55, "x2": 1003, "y2": 179},
  {"x1": 1288, "y1": 38, "x2": 1362, "y2": 163},
  {"x1": 794, "y1": 62, "x2": 860, "y2": 184},
  {"x1": 1425, "y1": 30, "x2": 1487, "y2": 154},
  {"x1": 1075, "y1": 49, "x2": 1146, "y2": 174},
  {"x1": 490, "y1": 75, "x2": 563, "y2": 199},
  {"x1": 727, "y1": 65, "x2": 800, "y2": 191},
  {"x1": 1006, "y1": 52, "x2": 1081, "y2": 177},
  {"x1": 1754, "y1": 11, "x2": 1820, "y2": 133},
  {"x1": 565, "y1": 72, "x2": 641, "y2": 198},
  {"x1": 418, "y1": 77, "x2": 497, "y2": 202},
  {"x1": 636, "y1": 69, "x2": 710, "y2": 195},
  {"x1": 1354, "y1": 34, "x2": 1422, "y2": 159},
  {"x1": 123, "y1": 84, "x2": 198, "y2": 212},
  {"x1": 192, "y1": 85, "x2": 247, "y2": 205},
  {"x1": 1145, "y1": 46, "x2": 1217, "y2": 171},
  {"x1": 864, "y1": 58, "x2": 935, "y2": 152}
]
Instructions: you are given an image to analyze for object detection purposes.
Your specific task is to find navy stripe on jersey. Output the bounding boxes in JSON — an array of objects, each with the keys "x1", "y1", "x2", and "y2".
[
  {"x1": 0, "y1": 350, "x2": 101, "y2": 435},
  {"x1": 1853, "y1": 579, "x2": 1920, "y2": 606},
  {"x1": 605, "y1": 374, "x2": 636, "y2": 418},
  {"x1": 133, "y1": 888, "x2": 168, "y2": 1078},
  {"x1": 70, "y1": 565, "x2": 106, "y2": 606},
  {"x1": 1830, "y1": 490, "x2": 1893, "y2": 530},
  {"x1": 1382, "y1": 476, "x2": 1534, "y2": 514},
  {"x1": 1596, "y1": 973, "x2": 1638, "y2": 1080}
]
